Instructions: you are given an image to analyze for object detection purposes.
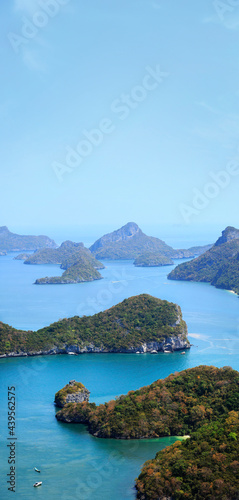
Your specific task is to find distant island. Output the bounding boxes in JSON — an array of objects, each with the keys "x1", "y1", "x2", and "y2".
[
  {"x1": 55, "y1": 366, "x2": 239, "y2": 498},
  {"x1": 168, "y1": 226, "x2": 239, "y2": 294},
  {"x1": 0, "y1": 226, "x2": 57, "y2": 254},
  {"x1": 134, "y1": 252, "x2": 173, "y2": 267},
  {"x1": 89, "y1": 222, "x2": 212, "y2": 262},
  {"x1": 21, "y1": 241, "x2": 104, "y2": 284},
  {"x1": 0, "y1": 294, "x2": 189, "y2": 357}
]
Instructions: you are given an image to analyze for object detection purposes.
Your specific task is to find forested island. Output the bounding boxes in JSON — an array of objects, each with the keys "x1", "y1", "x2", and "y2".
[
  {"x1": 168, "y1": 226, "x2": 239, "y2": 294},
  {"x1": 0, "y1": 226, "x2": 56, "y2": 253},
  {"x1": 55, "y1": 366, "x2": 239, "y2": 499},
  {"x1": 134, "y1": 252, "x2": 173, "y2": 267},
  {"x1": 89, "y1": 222, "x2": 211, "y2": 261},
  {"x1": 136, "y1": 409, "x2": 239, "y2": 499},
  {"x1": 0, "y1": 294, "x2": 189, "y2": 357},
  {"x1": 21, "y1": 241, "x2": 104, "y2": 284}
]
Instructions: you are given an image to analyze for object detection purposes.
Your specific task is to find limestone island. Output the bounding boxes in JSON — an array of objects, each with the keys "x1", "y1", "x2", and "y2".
[
  {"x1": 0, "y1": 294, "x2": 189, "y2": 357},
  {"x1": 134, "y1": 252, "x2": 173, "y2": 267},
  {"x1": 168, "y1": 226, "x2": 239, "y2": 295},
  {"x1": 0, "y1": 225, "x2": 56, "y2": 254},
  {"x1": 21, "y1": 241, "x2": 104, "y2": 284},
  {"x1": 89, "y1": 222, "x2": 212, "y2": 261},
  {"x1": 55, "y1": 366, "x2": 239, "y2": 499},
  {"x1": 55, "y1": 380, "x2": 90, "y2": 408}
]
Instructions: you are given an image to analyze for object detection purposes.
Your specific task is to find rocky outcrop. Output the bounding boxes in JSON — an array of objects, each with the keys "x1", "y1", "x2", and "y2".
[
  {"x1": 55, "y1": 380, "x2": 90, "y2": 408},
  {"x1": 134, "y1": 252, "x2": 173, "y2": 267},
  {"x1": 215, "y1": 226, "x2": 239, "y2": 246},
  {"x1": 0, "y1": 335, "x2": 189, "y2": 358}
]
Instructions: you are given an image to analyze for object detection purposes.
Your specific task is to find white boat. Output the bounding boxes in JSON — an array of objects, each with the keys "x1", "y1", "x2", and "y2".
[
  {"x1": 150, "y1": 350, "x2": 158, "y2": 354},
  {"x1": 33, "y1": 482, "x2": 42, "y2": 487},
  {"x1": 67, "y1": 352, "x2": 77, "y2": 355},
  {"x1": 163, "y1": 350, "x2": 171, "y2": 353},
  {"x1": 180, "y1": 351, "x2": 186, "y2": 355}
]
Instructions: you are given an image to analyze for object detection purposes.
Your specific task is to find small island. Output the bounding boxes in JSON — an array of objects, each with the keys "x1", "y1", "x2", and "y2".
[
  {"x1": 14, "y1": 253, "x2": 31, "y2": 260},
  {"x1": 35, "y1": 257, "x2": 103, "y2": 284},
  {"x1": 22, "y1": 240, "x2": 105, "y2": 284},
  {"x1": 134, "y1": 252, "x2": 173, "y2": 267},
  {"x1": 55, "y1": 380, "x2": 90, "y2": 408}
]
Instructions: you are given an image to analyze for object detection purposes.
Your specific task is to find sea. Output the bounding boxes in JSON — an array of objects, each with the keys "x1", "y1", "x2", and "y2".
[{"x1": 0, "y1": 225, "x2": 238, "y2": 499}]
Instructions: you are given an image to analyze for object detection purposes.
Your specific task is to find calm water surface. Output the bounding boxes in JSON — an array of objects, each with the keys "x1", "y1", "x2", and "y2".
[{"x1": 0, "y1": 252, "x2": 239, "y2": 499}]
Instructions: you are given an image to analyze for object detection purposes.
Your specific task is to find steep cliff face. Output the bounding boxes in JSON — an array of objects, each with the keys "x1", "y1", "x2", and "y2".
[
  {"x1": 55, "y1": 380, "x2": 90, "y2": 408},
  {"x1": 168, "y1": 227, "x2": 239, "y2": 294},
  {"x1": 214, "y1": 226, "x2": 239, "y2": 246},
  {"x1": 89, "y1": 222, "x2": 141, "y2": 252}
]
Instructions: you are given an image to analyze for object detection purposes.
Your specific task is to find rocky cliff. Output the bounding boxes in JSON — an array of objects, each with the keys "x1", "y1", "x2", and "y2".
[
  {"x1": 55, "y1": 380, "x2": 90, "y2": 408},
  {"x1": 0, "y1": 294, "x2": 189, "y2": 357}
]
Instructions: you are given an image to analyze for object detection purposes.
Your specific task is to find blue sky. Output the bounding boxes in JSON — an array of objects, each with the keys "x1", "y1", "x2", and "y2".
[{"x1": 1, "y1": 0, "x2": 239, "y2": 240}]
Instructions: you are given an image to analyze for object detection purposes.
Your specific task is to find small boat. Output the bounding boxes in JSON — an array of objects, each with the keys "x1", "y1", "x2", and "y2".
[
  {"x1": 34, "y1": 468, "x2": 40, "y2": 473},
  {"x1": 33, "y1": 482, "x2": 42, "y2": 487},
  {"x1": 180, "y1": 351, "x2": 186, "y2": 355},
  {"x1": 151, "y1": 350, "x2": 158, "y2": 354},
  {"x1": 163, "y1": 350, "x2": 171, "y2": 353},
  {"x1": 67, "y1": 352, "x2": 77, "y2": 355}
]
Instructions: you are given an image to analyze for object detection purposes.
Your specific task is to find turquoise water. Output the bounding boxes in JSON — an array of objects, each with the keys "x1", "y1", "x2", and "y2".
[{"x1": 0, "y1": 252, "x2": 239, "y2": 499}]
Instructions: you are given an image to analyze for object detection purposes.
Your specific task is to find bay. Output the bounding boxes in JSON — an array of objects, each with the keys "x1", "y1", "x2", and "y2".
[{"x1": 0, "y1": 250, "x2": 239, "y2": 499}]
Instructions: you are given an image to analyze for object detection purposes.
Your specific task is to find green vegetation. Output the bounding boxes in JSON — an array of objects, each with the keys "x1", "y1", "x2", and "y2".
[
  {"x1": 24, "y1": 240, "x2": 103, "y2": 267},
  {"x1": 0, "y1": 294, "x2": 188, "y2": 355},
  {"x1": 14, "y1": 253, "x2": 31, "y2": 260},
  {"x1": 136, "y1": 411, "x2": 239, "y2": 499},
  {"x1": 56, "y1": 366, "x2": 239, "y2": 438},
  {"x1": 168, "y1": 229, "x2": 239, "y2": 294},
  {"x1": 89, "y1": 222, "x2": 211, "y2": 261},
  {"x1": 35, "y1": 256, "x2": 103, "y2": 284},
  {"x1": 0, "y1": 226, "x2": 56, "y2": 253},
  {"x1": 134, "y1": 252, "x2": 173, "y2": 267},
  {"x1": 90, "y1": 222, "x2": 176, "y2": 259},
  {"x1": 24, "y1": 240, "x2": 104, "y2": 284},
  {"x1": 55, "y1": 381, "x2": 88, "y2": 407}
]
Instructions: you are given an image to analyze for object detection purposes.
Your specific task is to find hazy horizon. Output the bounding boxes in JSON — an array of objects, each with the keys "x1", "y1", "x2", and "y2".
[{"x1": 1, "y1": 1, "x2": 239, "y2": 233}]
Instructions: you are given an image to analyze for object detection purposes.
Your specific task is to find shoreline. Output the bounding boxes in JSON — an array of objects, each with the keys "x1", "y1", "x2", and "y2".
[{"x1": 0, "y1": 345, "x2": 190, "y2": 359}]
